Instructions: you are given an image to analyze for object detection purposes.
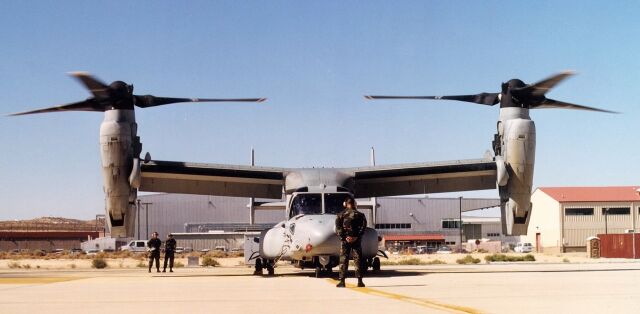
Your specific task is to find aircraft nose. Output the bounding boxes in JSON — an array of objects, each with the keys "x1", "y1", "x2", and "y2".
[{"x1": 292, "y1": 216, "x2": 340, "y2": 254}]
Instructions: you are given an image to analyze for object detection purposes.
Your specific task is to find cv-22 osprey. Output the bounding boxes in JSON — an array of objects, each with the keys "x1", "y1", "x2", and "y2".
[{"x1": 11, "y1": 71, "x2": 613, "y2": 276}]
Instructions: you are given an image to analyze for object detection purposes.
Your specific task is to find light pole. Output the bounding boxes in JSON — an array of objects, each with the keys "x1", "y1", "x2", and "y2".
[{"x1": 459, "y1": 196, "x2": 463, "y2": 252}]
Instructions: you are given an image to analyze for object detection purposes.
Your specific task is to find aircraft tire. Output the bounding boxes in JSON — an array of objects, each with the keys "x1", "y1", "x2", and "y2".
[
  {"x1": 372, "y1": 257, "x2": 381, "y2": 271},
  {"x1": 266, "y1": 260, "x2": 275, "y2": 276},
  {"x1": 314, "y1": 267, "x2": 322, "y2": 278},
  {"x1": 254, "y1": 258, "x2": 263, "y2": 275}
]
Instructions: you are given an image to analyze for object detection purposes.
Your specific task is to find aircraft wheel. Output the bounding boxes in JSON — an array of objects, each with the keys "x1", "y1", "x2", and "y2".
[
  {"x1": 266, "y1": 261, "x2": 275, "y2": 276},
  {"x1": 314, "y1": 267, "x2": 322, "y2": 278},
  {"x1": 254, "y1": 258, "x2": 263, "y2": 275},
  {"x1": 372, "y1": 257, "x2": 381, "y2": 271}
]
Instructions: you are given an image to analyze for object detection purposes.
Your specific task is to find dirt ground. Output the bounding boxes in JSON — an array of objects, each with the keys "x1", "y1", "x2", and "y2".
[{"x1": 0, "y1": 251, "x2": 632, "y2": 271}]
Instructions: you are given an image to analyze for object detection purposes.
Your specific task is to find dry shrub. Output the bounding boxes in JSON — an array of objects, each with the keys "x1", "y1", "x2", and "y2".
[
  {"x1": 201, "y1": 256, "x2": 219, "y2": 267},
  {"x1": 173, "y1": 261, "x2": 184, "y2": 268},
  {"x1": 205, "y1": 251, "x2": 226, "y2": 258},
  {"x1": 8, "y1": 260, "x2": 21, "y2": 269},
  {"x1": 68, "y1": 263, "x2": 77, "y2": 269},
  {"x1": 425, "y1": 259, "x2": 447, "y2": 265},
  {"x1": 22, "y1": 264, "x2": 32, "y2": 269},
  {"x1": 92, "y1": 258, "x2": 108, "y2": 269},
  {"x1": 484, "y1": 254, "x2": 536, "y2": 262},
  {"x1": 456, "y1": 255, "x2": 481, "y2": 264},
  {"x1": 136, "y1": 260, "x2": 147, "y2": 268}
]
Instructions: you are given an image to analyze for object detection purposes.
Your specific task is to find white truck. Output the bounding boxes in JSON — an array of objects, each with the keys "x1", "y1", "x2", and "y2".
[
  {"x1": 81, "y1": 237, "x2": 116, "y2": 253},
  {"x1": 120, "y1": 240, "x2": 149, "y2": 252}
]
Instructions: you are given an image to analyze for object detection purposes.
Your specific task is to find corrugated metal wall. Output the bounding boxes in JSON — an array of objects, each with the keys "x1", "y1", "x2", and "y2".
[
  {"x1": 135, "y1": 194, "x2": 285, "y2": 239},
  {"x1": 563, "y1": 202, "x2": 637, "y2": 247},
  {"x1": 132, "y1": 194, "x2": 503, "y2": 246}
]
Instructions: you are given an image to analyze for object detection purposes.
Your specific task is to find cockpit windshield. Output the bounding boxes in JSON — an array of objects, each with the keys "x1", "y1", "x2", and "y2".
[
  {"x1": 290, "y1": 194, "x2": 322, "y2": 217},
  {"x1": 325, "y1": 193, "x2": 351, "y2": 214},
  {"x1": 289, "y1": 192, "x2": 353, "y2": 217}
]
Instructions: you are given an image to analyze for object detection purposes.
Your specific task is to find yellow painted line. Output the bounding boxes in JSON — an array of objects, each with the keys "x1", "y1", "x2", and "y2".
[
  {"x1": 327, "y1": 279, "x2": 482, "y2": 314},
  {"x1": 0, "y1": 277, "x2": 84, "y2": 284}
]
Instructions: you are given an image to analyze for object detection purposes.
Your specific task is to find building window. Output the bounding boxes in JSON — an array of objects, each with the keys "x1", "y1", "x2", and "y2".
[
  {"x1": 441, "y1": 219, "x2": 461, "y2": 229},
  {"x1": 445, "y1": 241, "x2": 456, "y2": 245},
  {"x1": 565, "y1": 208, "x2": 594, "y2": 216},
  {"x1": 602, "y1": 207, "x2": 630, "y2": 215},
  {"x1": 486, "y1": 233, "x2": 500, "y2": 237},
  {"x1": 375, "y1": 223, "x2": 411, "y2": 229}
]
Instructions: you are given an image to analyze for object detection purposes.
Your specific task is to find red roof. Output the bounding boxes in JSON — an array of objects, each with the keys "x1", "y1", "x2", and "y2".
[
  {"x1": 383, "y1": 234, "x2": 444, "y2": 241},
  {"x1": 539, "y1": 186, "x2": 640, "y2": 203}
]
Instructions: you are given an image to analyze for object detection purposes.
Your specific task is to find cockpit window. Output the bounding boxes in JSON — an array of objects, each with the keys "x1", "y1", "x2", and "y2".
[
  {"x1": 290, "y1": 194, "x2": 322, "y2": 217},
  {"x1": 325, "y1": 193, "x2": 351, "y2": 215}
]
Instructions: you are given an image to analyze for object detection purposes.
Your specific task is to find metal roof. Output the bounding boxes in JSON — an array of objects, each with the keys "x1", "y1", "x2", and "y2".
[{"x1": 538, "y1": 186, "x2": 640, "y2": 202}]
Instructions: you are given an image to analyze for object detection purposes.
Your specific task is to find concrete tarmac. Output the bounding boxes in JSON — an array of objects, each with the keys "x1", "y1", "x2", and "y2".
[{"x1": 1, "y1": 262, "x2": 640, "y2": 314}]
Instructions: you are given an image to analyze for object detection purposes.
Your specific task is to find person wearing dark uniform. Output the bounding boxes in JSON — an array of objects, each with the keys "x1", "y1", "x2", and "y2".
[
  {"x1": 147, "y1": 232, "x2": 162, "y2": 273},
  {"x1": 163, "y1": 233, "x2": 177, "y2": 272},
  {"x1": 335, "y1": 197, "x2": 367, "y2": 288}
]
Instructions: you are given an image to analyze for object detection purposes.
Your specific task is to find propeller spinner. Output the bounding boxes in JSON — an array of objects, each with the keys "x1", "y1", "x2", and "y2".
[
  {"x1": 10, "y1": 72, "x2": 266, "y2": 116},
  {"x1": 365, "y1": 71, "x2": 616, "y2": 113}
]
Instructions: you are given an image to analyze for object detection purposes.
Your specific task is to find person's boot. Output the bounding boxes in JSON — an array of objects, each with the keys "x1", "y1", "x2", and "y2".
[
  {"x1": 169, "y1": 269, "x2": 173, "y2": 272},
  {"x1": 162, "y1": 268, "x2": 166, "y2": 273},
  {"x1": 336, "y1": 278, "x2": 346, "y2": 288},
  {"x1": 157, "y1": 268, "x2": 160, "y2": 273},
  {"x1": 357, "y1": 278, "x2": 365, "y2": 287},
  {"x1": 148, "y1": 267, "x2": 151, "y2": 273}
]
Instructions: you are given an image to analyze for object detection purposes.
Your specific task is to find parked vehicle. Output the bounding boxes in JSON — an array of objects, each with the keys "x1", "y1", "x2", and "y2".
[
  {"x1": 436, "y1": 246, "x2": 453, "y2": 254},
  {"x1": 514, "y1": 242, "x2": 533, "y2": 253},
  {"x1": 120, "y1": 240, "x2": 148, "y2": 252}
]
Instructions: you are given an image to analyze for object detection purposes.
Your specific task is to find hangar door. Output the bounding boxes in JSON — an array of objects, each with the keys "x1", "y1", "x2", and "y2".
[{"x1": 463, "y1": 224, "x2": 482, "y2": 240}]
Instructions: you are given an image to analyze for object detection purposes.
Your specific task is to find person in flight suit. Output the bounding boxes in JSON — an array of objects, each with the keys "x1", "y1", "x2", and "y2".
[
  {"x1": 335, "y1": 197, "x2": 367, "y2": 288},
  {"x1": 147, "y1": 232, "x2": 162, "y2": 273},
  {"x1": 163, "y1": 233, "x2": 177, "y2": 273}
]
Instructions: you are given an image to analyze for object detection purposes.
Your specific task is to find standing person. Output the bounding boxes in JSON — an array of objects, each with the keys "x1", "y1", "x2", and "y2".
[
  {"x1": 147, "y1": 232, "x2": 161, "y2": 273},
  {"x1": 163, "y1": 233, "x2": 177, "y2": 272},
  {"x1": 335, "y1": 197, "x2": 367, "y2": 288}
]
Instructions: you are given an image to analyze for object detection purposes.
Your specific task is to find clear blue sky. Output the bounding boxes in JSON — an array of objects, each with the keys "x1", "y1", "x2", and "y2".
[{"x1": 0, "y1": 1, "x2": 638, "y2": 220}]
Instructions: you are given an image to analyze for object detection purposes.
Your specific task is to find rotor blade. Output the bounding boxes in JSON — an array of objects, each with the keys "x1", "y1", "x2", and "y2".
[
  {"x1": 8, "y1": 99, "x2": 103, "y2": 116},
  {"x1": 532, "y1": 98, "x2": 618, "y2": 113},
  {"x1": 68, "y1": 72, "x2": 110, "y2": 98},
  {"x1": 515, "y1": 71, "x2": 576, "y2": 97},
  {"x1": 134, "y1": 95, "x2": 267, "y2": 108},
  {"x1": 365, "y1": 93, "x2": 499, "y2": 106}
]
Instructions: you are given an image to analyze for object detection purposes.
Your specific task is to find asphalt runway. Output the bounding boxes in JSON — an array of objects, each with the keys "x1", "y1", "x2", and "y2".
[{"x1": 1, "y1": 262, "x2": 640, "y2": 314}]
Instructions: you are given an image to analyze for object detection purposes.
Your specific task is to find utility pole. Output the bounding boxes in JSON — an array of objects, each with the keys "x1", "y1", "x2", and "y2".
[
  {"x1": 604, "y1": 208, "x2": 609, "y2": 234},
  {"x1": 459, "y1": 196, "x2": 463, "y2": 252}
]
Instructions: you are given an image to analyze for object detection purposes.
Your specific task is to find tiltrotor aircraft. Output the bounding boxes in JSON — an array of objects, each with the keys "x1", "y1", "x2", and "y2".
[{"x1": 12, "y1": 71, "x2": 612, "y2": 277}]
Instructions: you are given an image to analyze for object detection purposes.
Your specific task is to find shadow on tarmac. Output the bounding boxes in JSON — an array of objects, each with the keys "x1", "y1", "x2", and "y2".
[{"x1": 157, "y1": 269, "x2": 427, "y2": 279}]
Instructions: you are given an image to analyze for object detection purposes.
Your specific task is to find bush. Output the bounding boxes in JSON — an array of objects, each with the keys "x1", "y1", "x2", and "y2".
[
  {"x1": 92, "y1": 258, "x2": 108, "y2": 269},
  {"x1": 456, "y1": 255, "x2": 480, "y2": 264},
  {"x1": 425, "y1": 259, "x2": 447, "y2": 265},
  {"x1": 136, "y1": 260, "x2": 147, "y2": 268},
  {"x1": 68, "y1": 263, "x2": 77, "y2": 269},
  {"x1": 485, "y1": 254, "x2": 536, "y2": 262},
  {"x1": 396, "y1": 258, "x2": 425, "y2": 265},
  {"x1": 562, "y1": 258, "x2": 570, "y2": 263},
  {"x1": 8, "y1": 260, "x2": 21, "y2": 269},
  {"x1": 22, "y1": 264, "x2": 31, "y2": 269},
  {"x1": 201, "y1": 256, "x2": 220, "y2": 267},
  {"x1": 174, "y1": 261, "x2": 184, "y2": 268}
]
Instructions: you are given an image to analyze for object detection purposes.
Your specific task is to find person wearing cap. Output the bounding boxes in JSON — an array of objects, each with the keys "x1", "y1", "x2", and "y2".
[
  {"x1": 147, "y1": 232, "x2": 162, "y2": 273},
  {"x1": 163, "y1": 233, "x2": 177, "y2": 272}
]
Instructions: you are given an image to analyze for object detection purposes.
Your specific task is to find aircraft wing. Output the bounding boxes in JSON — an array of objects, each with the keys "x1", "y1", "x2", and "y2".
[
  {"x1": 140, "y1": 160, "x2": 286, "y2": 199},
  {"x1": 350, "y1": 158, "x2": 497, "y2": 198}
]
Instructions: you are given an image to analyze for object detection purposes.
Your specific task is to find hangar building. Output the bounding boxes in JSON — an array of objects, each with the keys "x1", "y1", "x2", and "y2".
[
  {"x1": 522, "y1": 186, "x2": 640, "y2": 253},
  {"x1": 133, "y1": 194, "x2": 516, "y2": 251}
]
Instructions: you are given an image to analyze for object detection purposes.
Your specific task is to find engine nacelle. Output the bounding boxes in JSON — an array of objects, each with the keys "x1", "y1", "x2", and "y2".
[
  {"x1": 100, "y1": 110, "x2": 139, "y2": 238},
  {"x1": 498, "y1": 114, "x2": 535, "y2": 236}
]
